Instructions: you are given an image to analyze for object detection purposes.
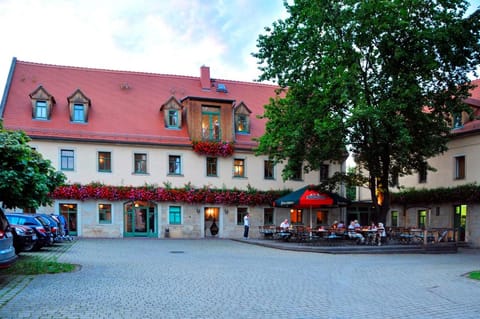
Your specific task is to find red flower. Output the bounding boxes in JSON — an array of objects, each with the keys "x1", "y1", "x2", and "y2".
[
  {"x1": 192, "y1": 141, "x2": 234, "y2": 157},
  {"x1": 50, "y1": 183, "x2": 288, "y2": 206}
]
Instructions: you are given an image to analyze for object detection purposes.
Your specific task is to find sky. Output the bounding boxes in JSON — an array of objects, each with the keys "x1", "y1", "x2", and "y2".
[
  {"x1": 0, "y1": 0, "x2": 479, "y2": 94},
  {"x1": 0, "y1": 0, "x2": 287, "y2": 92}
]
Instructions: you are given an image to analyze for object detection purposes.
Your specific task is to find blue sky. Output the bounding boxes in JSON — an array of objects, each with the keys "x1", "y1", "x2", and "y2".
[{"x1": 0, "y1": 0, "x2": 479, "y2": 93}]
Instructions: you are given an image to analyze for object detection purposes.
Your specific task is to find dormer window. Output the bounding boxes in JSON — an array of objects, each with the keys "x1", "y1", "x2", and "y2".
[
  {"x1": 67, "y1": 89, "x2": 91, "y2": 123},
  {"x1": 453, "y1": 112, "x2": 463, "y2": 129},
  {"x1": 234, "y1": 102, "x2": 251, "y2": 134},
  {"x1": 160, "y1": 96, "x2": 183, "y2": 129},
  {"x1": 73, "y1": 103, "x2": 85, "y2": 122},
  {"x1": 29, "y1": 85, "x2": 55, "y2": 120},
  {"x1": 35, "y1": 101, "x2": 48, "y2": 119}
]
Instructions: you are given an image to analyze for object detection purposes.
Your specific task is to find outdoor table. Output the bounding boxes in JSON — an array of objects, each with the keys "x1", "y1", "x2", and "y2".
[{"x1": 361, "y1": 229, "x2": 378, "y2": 245}]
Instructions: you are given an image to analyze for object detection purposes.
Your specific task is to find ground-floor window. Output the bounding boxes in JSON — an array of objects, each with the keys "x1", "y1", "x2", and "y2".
[
  {"x1": 237, "y1": 207, "x2": 248, "y2": 225},
  {"x1": 290, "y1": 209, "x2": 303, "y2": 225},
  {"x1": 264, "y1": 208, "x2": 274, "y2": 225},
  {"x1": 98, "y1": 203, "x2": 112, "y2": 224},
  {"x1": 417, "y1": 210, "x2": 427, "y2": 228},
  {"x1": 391, "y1": 210, "x2": 398, "y2": 227},
  {"x1": 169, "y1": 206, "x2": 182, "y2": 225},
  {"x1": 316, "y1": 210, "x2": 327, "y2": 226}
]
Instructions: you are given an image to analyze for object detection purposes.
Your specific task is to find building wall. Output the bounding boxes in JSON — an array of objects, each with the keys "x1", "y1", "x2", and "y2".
[
  {"x1": 31, "y1": 139, "x2": 338, "y2": 190},
  {"x1": 399, "y1": 134, "x2": 480, "y2": 189},
  {"x1": 30, "y1": 139, "x2": 345, "y2": 239}
]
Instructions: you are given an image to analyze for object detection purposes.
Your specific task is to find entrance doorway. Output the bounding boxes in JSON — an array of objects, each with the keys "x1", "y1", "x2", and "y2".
[
  {"x1": 454, "y1": 204, "x2": 467, "y2": 242},
  {"x1": 124, "y1": 201, "x2": 157, "y2": 237},
  {"x1": 204, "y1": 207, "x2": 219, "y2": 237},
  {"x1": 59, "y1": 203, "x2": 78, "y2": 236}
]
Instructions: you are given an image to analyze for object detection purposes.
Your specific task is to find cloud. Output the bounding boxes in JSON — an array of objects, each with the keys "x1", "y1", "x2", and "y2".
[{"x1": 0, "y1": 0, "x2": 286, "y2": 92}]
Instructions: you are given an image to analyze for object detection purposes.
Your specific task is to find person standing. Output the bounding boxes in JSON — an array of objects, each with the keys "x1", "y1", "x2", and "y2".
[{"x1": 243, "y1": 213, "x2": 250, "y2": 239}]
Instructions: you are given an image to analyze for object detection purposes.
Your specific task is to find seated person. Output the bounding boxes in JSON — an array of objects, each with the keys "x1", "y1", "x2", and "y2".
[
  {"x1": 348, "y1": 220, "x2": 365, "y2": 244},
  {"x1": 280, "y1": 219, "x2": 290, "y2": 231}
]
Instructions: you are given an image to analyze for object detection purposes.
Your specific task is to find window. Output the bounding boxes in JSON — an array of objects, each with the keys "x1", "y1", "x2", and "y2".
[
  {"x1": 391, "y1": 211, "x2": 399, "y2": 227},
  {"x1": 320, "y1": 164, "x2": 329, "y2": 181},
  {"x1": 60, "y1": 149, "x2": 75, "y2": 171},
  {"x1": 264, "y1": 160, "x2": 275, "y2": 180},
  {"x1": 235, "y1": 114, "x2": 250, "y2": 133},
  {"x1": 454, "y1": 156, "x2": 465, "y2": 180},
  {"x1": 35, "y1": 101, "x2": 48, "y2": 119},
  {"x1": 167, "y1": 110, "x2": 179, "y2": 128},
  {"x1": 237, "y1": 207, "x2": 248, "y2": 225},
  {"x1": 418, "y1": 162, "x2": 427, "y2": 183},
  {"x1": 453, "y1": 113, "x2": 463, "y2": 128},
  {"x1": 201, "y1": 106, "x2": 221, "y2": 140},
  {"x1": 168, "y1": 155, "x2": 182, "y2": 175},
  {"x1": 134, "y1": 153, "x2": 147, "y2": 174},
  {"x1": 73, "y1": 103, "x2": 85, "y2": 122},
  {"x1": 291, "y1": 164, "x2": 302, "y2": 181},
  {"x1": 30, "y1": 85, "x2": 55, "y2": 120},
  {"x1": 98, "y1": 204, "x2": 112, "y2": 224},
  {"x1": 98, "y1": 151, "x2": 111, "y2": 172},
  {"x1": 316, "y1": 210, "x2": 328, "y2": 225},
  {"x1": 67, "y1": 89, "x2": 91, "y2": 123},
  {"x1": 234, "y1": 102, "x2": 251, "y2": 134},
  {"x1": 169, "y1": 206, "x2": 181, "y2": 225},
  {"x1": 206, "y1": 157, "x2": 217, "y2": 176},
  {"x1": 290, "y1": 209, "x2": 303, "y2": 224},
  {"x1": 418, "y1": 210, "x2": 427, "y2": 229},
  {"x1": 264, "y1": 208, "x2": 274, "y2": 225},
  {"x1": 233, "y1": 159, "x2": 245, "y2": 177},
  {"x1": 160, "y1": 97, "x2": 183, "y2": 128}
]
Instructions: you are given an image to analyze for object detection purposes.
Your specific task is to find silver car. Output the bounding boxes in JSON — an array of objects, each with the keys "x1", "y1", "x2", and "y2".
[{"x1": 0, "y1": 208, "x2": 17, "y2": 269}]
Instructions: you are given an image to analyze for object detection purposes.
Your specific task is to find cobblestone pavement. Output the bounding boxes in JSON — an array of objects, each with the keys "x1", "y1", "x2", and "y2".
[{"x1": 0, "y1": 239, "x2": 479, "y2": 319}]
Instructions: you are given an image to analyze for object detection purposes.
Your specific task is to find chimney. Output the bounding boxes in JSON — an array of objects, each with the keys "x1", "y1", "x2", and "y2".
[{"x1": 200, "y1": 65, "x2": 211, "y2": 90}]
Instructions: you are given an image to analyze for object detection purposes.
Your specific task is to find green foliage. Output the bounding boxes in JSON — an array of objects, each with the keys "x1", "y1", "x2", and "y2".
[
  {"x1": 469, "y1": 271, "x2": 480, "y2": 281},
  {"x1": 3, "y1": 255, "x2": 76, "y2": 275},
  {"x1": 0, "y1": 122, "x2": 66, "y2": 209},
  {"x1": 253, "y1": 0, "x2": 480, "y2": 220},
  {"x1": 392, "y1": 183, "x2": 480, "y2": 205}
]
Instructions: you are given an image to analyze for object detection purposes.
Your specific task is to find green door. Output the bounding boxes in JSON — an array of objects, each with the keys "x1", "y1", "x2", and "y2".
[
  {"x1": 124, "y1": 201, "x2": 157, "y2": 237},
  {"x1": 453, "y1": 204, "x2": 467, "y2": 242}
]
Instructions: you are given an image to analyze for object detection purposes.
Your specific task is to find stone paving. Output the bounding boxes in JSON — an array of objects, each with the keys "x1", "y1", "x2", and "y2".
[{"x1": 0, "y1": 238, "x2": 479, "y2": 319}]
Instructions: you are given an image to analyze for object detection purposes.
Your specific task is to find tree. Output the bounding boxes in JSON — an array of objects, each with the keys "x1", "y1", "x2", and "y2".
[
  {"x1": 0, "y1": 121, "x2": 66, "y2": 209},
  {"x1": 253, "y1": 0, "x2": 480, "y2": 222}
]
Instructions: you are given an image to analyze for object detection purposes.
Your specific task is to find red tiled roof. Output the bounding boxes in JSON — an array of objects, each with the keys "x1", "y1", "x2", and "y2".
[{"x1": 2, "y1": 60, "x2": 280, "y2": 148}]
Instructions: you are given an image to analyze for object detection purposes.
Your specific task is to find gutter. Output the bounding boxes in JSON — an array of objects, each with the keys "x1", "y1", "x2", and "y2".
[{"x1": 0, "y1": 57, "x2": 17, "y2": 118}]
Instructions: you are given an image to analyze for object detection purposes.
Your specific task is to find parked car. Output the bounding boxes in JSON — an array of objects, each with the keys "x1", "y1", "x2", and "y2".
[
  {"x1": 37, "y1": 214, "x2": 61, "y2": 242},
  {"x1": 0, "y1": 208, "x2": 17, "y2": 268},
  {"x1": 10, "y1": 223, "x2": 37, "y2": 253},
  {"x1": 5, "y1": 213, "x2": 53, "y2": 250}
]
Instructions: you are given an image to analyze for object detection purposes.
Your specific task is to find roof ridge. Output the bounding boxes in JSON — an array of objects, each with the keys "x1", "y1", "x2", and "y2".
[{"x1": 15, "y1": 59, "x2": 278, "y2": 87}]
